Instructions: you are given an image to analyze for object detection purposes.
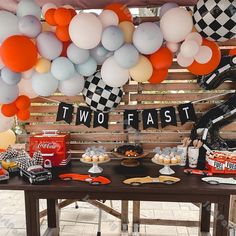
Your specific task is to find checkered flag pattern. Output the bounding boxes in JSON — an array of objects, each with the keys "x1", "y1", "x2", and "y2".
[
  {"x1": 0, "y1": 146, "x2": 18, "y2": 161},
  {"x1": 83, "y1": 72, "x2": 123, "y2": 113},
  {"x1": 32, "y1": 151, "x2": 44, "y2": 166},
  {"x1": 193, "y1": 0, "x2": 236, "y2": 42},
  {"x1": 15, "y1": 150, "x2": 33, "y2": 170}
]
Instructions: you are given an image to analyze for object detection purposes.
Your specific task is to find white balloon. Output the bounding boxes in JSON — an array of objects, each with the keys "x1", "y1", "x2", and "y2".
[
  {"x1": 101, "y1": 56, "x2": 129, "y2": 87},
  {"x1": 0, "y1": 78, "x2": 19, "y2": 104},
  {"x1": 160, "y1": 8, "x2": 193, "y2": 43},
  {"x1": 51, "y1": 57, "x2": 75, "y2": 81},
  {"x1": 42, "y1": 3, "x2": 57, "y2": 17},
  {"x1": 177, "y1": 53, "x2": 194, "y2": 67},
  {"x1": 69, "y1": 13, "x2": 103, "y2": 49},
  {"x1": 18, "y1": 78, "x2": 38, "y2": 99},
  {"x1": 114, "y1": 44, "x2": 139, "y2": 69},
  {"x1": 59, "y1": 73, "x2": 85, "y2": 96},
  {"x1": 32, "y1": 72, "x2": 58, "y2": 96},
  {"x1": 166, "y1": 42, "x2": 180, "y2": 53},
  {"x1": 90, "y1": 44, "x2": 113, "y2": 65},
  {"x1": 160, "y1": 3, "x2": 179, "y2": 18},
  {"x1": 1, "y1": 67, "x2": 21, "y2": 85},
  {"x1": 37, "y1": 32, "x2": 63, "y2": 60},
  {"x1": 101, "y1": 26, "x2": 124, "y2": 51},
  {"x1": 133, "y1": 22, "x2": 163, "y2": 55},
  {"x1": 0, "y1": 112, "x2": 14, "y2": 133},
  {"x1": 194, "y1": 46, "x2": 213, "y2": 64},
  {"x1": 98, "y1": 10, "x2": 119, "y2": 28},
  {"x1": 180, "y1": 40, "x2": 200, "y2": 57},
  {"x1": 22, "y1": 68, "x2": 35, "y2": 80},
  {"x1": 16, "y1": 0, "x2": 41, "y2": 20},
  {"x1": 185, "y1": 32, "x2": 203, "y2": 46},
  {"x1": 0, "y1": 11, "x2": 20, "y2": 43},
  {"x1": 19, "y1": 15, "x2": 42, "y2": 38},
  {"x1": 75, "y1": 57, "x2": 97, "y2": 77},
  {"x1": 67, "y1": 43, "x2": 90, "y2": 64}
]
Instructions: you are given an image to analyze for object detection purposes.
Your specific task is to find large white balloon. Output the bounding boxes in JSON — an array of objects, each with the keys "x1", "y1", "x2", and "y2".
[
  {"x1": 75, "y1": 57, "x2": 97, "y2": 77},
  {"x1": 160, "y1": 8, "x2": 193, "y2": 43},
  {"x1": 0, "y1": 11, "x2": 20, "y2": 43},
  {"x1": 0, "y1": 78, "x2": 19, "y2": 104},
  {"x1": 180, "y1": 40, "x2": 200, "y2": 58},
  {"x1": 101, "y1": 56, "x2": 129, "y2": 87},
  {"x1": 19, "y1": 15, "x2": 42, "y2": 38},
  {"x1": 59, "y1": 73, "x2": 85, "y2": 96},
  {"x1": 90, "y1": 44, "x2": 113, "y2": 65},
  {"x1": 0, "y1": 112, "x2": 14, "y2": 133},
  {"x1": 37, "y1": 32, "x2": 63, "y2": 60},
  {"x1": 1, "y1": 68, "x2": 21, "y2": 85},
  {"x1": 18, "y1": 79, "x2": 38, "y2": 99},
  {"x1": 51, "y1": 57, "x2": 75, "y2": 81},
  {"x1": 114, "y1": 44, "x2": 139, "y2": 69},
  {"x1": 133, "y1": 22, "x2": 163, "y2": 55},
  {"x1": 69, "y1": 13, "x2": 103, "y2": 49},
  {"x1": 101, "y1": 26, "x2": 124, "y2": 51},
  {"x1": 194, "y1": 46, "x2": 213, "y2": 64},
  {"x1": 32, "y1": 72, "x2": 58, "y2": 96},
  {"x1": 98, "y1": 10, "x2": 119, "y2": 28},
  {"x1": 67, "y1": 43, "x2": 90, "y2": 64},
  {"x1": 16, "y1": 0, "x2": 42, "y2": 20},
  {"x1": 159, "y1": 2, "x2": 179, "y2": 18}
]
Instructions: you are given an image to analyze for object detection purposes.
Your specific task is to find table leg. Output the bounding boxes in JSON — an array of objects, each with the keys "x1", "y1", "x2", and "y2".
[
  {"x1": 47, "y1": 199, "x2": 59, "y2": 229},
  {"x1": 213, "y1": 196, "x2": 230, "y2": 236},
  {"x1": 132, "y1": 201, "x2": 140, "y2": 236},
  {"x1": 121, "y1": 200, "x2": 129, "y2": 235},
  {"x1": 200, "y1": 202, "x2": 211, "y2": 232},
  {"x1": 25, "y1": 191, "x2": 40, "y2": 236}
]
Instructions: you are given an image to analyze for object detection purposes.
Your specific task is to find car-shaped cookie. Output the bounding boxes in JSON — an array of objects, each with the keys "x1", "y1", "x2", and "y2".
[
  {"x1": 0, "y1": 165, "x2": 9, "y2": 181},
  {"x1": 19, "y1": 165, "x2": 52, "y2": 184}
]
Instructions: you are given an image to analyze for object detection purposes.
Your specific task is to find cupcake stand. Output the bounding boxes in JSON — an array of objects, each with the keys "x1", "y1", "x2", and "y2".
[
  {"x1": 80, "y1": 158, "x2": 110, "y2": 174},
  {"x1": 151, "y1": 158, "x2": 179, "y2": 175}
]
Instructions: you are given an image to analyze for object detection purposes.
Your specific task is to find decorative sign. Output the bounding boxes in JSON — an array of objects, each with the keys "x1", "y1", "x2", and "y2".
[
  {"x1": 56, "y1": 102, "x2": 74, "y2": 124},
  {"x1": 160, "y1": 106, "x2": 177, "y2": 128},
  {"x1": 142, "y1": 109, "x2": 158, "y2": 130},
  {"x1": 93, "y1": 112, "x2": 109, "y2": 129},
  {"x1": 124, "y1": 110, "x2": 139, "y2": 130},
  {"x1": 177, "y1": 103, "x2": 197, "y2": 125},
  {"x1": 76, "y1": 106, "x2": 92, "y2": 128}
]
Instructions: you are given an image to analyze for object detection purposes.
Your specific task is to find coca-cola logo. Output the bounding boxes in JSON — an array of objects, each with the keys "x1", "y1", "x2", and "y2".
[{"x1": 38, "y1": 142, "x2": 59, "y2": 150}]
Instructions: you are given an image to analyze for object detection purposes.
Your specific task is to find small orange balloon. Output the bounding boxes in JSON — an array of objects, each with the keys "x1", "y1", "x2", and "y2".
[
  {"x1": 149, "y1": 68, "x2": 168, "y2": 84},
  {"x1": 150, "y1": 47, "x2": 173, "y2": 70},
  {"x1": 1, "y1": 35, "x2": 38, "y2": 72},
  {"x1": 56, "y1": 25, "x2": 70, "y2": 42},
  {"x1": 229, "y1": 48, "x2": 236, "y2": 56},
  {"x1": 15, "y1": 95, "x2": 31, "y2": 110},
  {"x1": 187, "y1": 38, "x2": 221, "y2": 76},
  {"x1": 105, "y1": 3, "x2": 133, "y2": 22},
  {"x1": 1, "y1": 103, "x2": 18, "y2": 117},
  {"x1": 17, "y1": 109, "x2": 30, "y2": 121},
  {"x1": 61, "y1": 41, "x2": 71, "y2": 57},
  {"x1": 45, "y1": 8, "x2": 57, "y2": 26},
  {"x1": 54, "y1": 8, "x2": 72, "y2": 26}
]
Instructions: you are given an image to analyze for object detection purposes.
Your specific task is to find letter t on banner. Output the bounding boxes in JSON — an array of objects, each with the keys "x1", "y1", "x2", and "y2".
[
  {"x1": 177, "y1": 103, "x2": 196, "y2": 124},
  {"x1": 124, "y1": 110, "x2": 139, "y2": 130},
  {"x1": 56, "y1": 102, "x2": 74, "y2": 124}
]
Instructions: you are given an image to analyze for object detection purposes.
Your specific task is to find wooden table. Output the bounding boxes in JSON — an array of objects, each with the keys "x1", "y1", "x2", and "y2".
[{"x1": 0, "y1": 160, "x2": 235, "y2": 236}]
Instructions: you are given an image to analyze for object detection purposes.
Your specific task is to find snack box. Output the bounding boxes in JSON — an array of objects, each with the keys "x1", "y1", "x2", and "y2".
[
  {"x1": 29, "y1": 130, "x2": 71, "y2": 168},
  {"x1": 206, "y1": 151, "x2": 236, "y2": 174}
]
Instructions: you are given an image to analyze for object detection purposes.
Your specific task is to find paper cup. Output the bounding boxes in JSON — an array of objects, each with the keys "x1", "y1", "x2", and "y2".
[
  {"x1": 188, "y1": 146, "x2": 199, "y2": 168},
  {"x1": 177, "y1": 145, "x2": 187, "y2": 166}
]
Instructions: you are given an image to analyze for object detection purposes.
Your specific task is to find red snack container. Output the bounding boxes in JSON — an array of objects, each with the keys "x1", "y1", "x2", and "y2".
[
  {"x1": 225, "y1": 156, "x2": 236, "y2": 174},
  {"x1": 206, "y1": 154, "x2": 225, "y2": 174},
  {"x1": 29, "y1": 130, "x2": 71, "y2": 168}
]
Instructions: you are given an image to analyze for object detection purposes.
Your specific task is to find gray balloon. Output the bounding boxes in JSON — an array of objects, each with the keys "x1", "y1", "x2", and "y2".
[
  {"x1": 101, "y1": 26, "x2": 124, "y2": 51},
  {"x1": 19, "y1": 15, "x2": 42, "y2": 38},
  {"x1": 75, "y1": 57, "x2": 97, "y2": 77},
  {"x1": 0, "y1": 78, "x2": 19, "y2": 104},
  {"x1": 90, "y1": 44, "x2": 113, "y2": 65},
  {"x1": 114, "y1": 44, "x2": 139, "y2": 69},
  {"x1": 1, "y1": 67, "x2": 21, "y2": 85},
  {"x1": 67, "y1": 43, "x2": 90, "y2": 64}
]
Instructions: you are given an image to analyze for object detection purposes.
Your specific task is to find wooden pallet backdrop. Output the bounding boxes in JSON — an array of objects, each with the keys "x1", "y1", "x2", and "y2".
[{"x1": 17, "y1": 33, "x2": 236, "y2": 158}]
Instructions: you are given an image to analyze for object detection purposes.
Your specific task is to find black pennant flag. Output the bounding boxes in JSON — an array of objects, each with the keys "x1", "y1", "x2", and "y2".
[
  {"x1": 177, "y1": 102, "x2": 196, "y2": 124},
  {"x1": 76, "y1": 106, "x2": 92, "y2": 127},
  {"x1": 160, "y1": 106, "x2": 177, "y2": 128},
  {"x1": 56, "y1": 102, "x2": 74, "y2": 124},
  {"x1": 142, "y1": 109, "x2": 158, "y2": 129},
  {"x1": 93, "y1": 112, "x2": 109, "y2": 129},
  {"x1": 124, "y1": 110, "x2": 139, "y2": 130}
]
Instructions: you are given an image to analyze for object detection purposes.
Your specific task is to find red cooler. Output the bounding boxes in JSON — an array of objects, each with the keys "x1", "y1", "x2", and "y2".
[{"x1": 29, "y1": 130, "x2": 71, "y2": 168}]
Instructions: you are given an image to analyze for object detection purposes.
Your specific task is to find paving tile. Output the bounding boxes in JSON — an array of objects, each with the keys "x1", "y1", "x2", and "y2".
[
  {"x1": 146, "y1": 225, "x2": 178, "y2": 236},
  {"x1": 7, "y1": 228, "x2": 26, "y2": 236},
  {"x1": 154, "y1": 209, "x2": 174, "y2": 219}
]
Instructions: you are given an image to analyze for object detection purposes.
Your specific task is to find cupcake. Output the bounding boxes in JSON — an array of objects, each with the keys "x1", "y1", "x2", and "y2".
[
  {"x1": 163, "y1": 157, "x2": 171, "y2": 164},
  {"x1": 84, "y1": 156, "x2": 92, "y2": 162},
  {"x1": 175, "y1": 155, "x2": 181, "y2": 163},
  {"x1": 158, "y1": 155, "x2": 164, "y2": 163},
  {"x1": 171, "y1": 157, "x2": 178, "y2": 164},
  {"x1": 92, "y1": 156, "x2": 99, "y2": 162},
  {"x1": 98, "y1": 155, "x2": 105, "y2": 162}
]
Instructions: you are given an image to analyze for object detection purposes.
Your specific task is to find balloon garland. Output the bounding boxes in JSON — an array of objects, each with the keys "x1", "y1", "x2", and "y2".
[{"x1": 0, "y1": 0, "x2": 234, "y2": 136}]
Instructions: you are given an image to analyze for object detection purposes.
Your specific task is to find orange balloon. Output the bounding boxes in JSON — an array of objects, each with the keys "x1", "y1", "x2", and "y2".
[
  {"x1": 69, "y1": 9, "x2": 77, "y2": 18},
  {"x1": 45, "y1": 8, "x2": 57, "y2": 26},
  {"x1": 149, "y1": 68, "x2": 168, "y2": 84},
  {"x1": 17, "y1": 109, "x2": 30, "y2": 121},
  {"x1": 15, "y1": 95, "x2": 31, "y2": 110},
  {"x1": 229, "y1": 48, "x2": 236, "y2": 56},
  {"x1": 150, "y1": 47, "x2": 173, "y2": 70},
  {"x1": 105, "y1": 3, "x2": 133, "y2": 22},
  {"x1": 61, "y1": 41, "x2": 71, "y2": 57},
  {"x1": 54, "y1": 8, "x2": 72, "y2": 26},
  {"x1": 187, "y1": 39, "x2": 221, "y2": 75},
  {"x1": 1, "y1": 103, "x2": 18, "y2": 117},
  {"x1": 56, "y1": 25, "x2": 70, "y2": 42},
  {"x1": 1, "y1": 35, "x2": 38, "y2": 72}
]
